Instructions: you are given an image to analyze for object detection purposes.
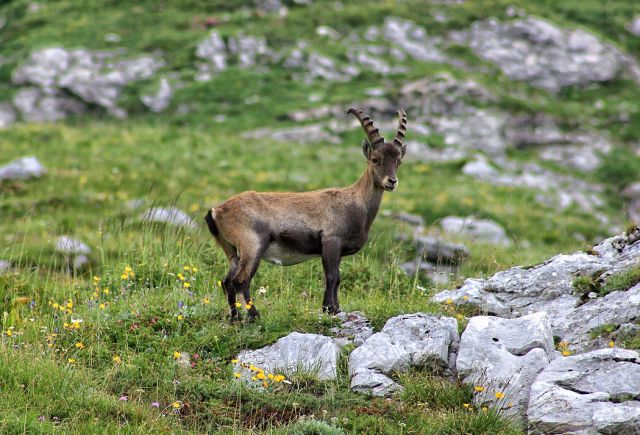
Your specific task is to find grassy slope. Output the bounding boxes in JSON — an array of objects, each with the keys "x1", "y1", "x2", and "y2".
[{"x1": 2, "y1": 0, "x2": 640, "y2": 432}]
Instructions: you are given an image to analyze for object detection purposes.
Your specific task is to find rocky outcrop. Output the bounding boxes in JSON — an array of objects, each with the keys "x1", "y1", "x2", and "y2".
[
  {"x1": 528, "y1": 348, "x2": 640, "y2": 433},
  {"x1": 432, "y1": 230, "x2": 640, "y2": 350},
  {"x1": 464, "y1": 17, "x2": 640, "y2": 92},
  {"x1": 349, "y1": 314, "x2": 459, "y2": 396},
  {"x1": 0, "y1": 156, "x2": 46, "y2": 181},
  {"x1": 331, "y1": 311, "x2": 374, "y2": 347},
  {"x1": 235, "y1": 332, "x2": 340, "y2": 381},
  {"x1": 141, "y1": 78, "x2": 173, "y2": 113},
  {"x1": 457, "y1": 312, "x2": 556, "y2": 422},
  {"x1": 13, "y1": 47, "x2": 165, "y2": 119}
]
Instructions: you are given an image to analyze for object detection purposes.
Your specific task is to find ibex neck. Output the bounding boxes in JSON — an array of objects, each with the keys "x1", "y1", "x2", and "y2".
[{"x1": 351, "y1": 166, "x2": 384, "y2": 229}]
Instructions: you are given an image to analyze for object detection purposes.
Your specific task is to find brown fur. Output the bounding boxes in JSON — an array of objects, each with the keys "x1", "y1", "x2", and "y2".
[{"x1": 206, "y1": 108, "x2": 407, "y2": 321}]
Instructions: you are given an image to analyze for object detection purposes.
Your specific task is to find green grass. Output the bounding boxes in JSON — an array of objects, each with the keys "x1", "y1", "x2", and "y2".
[{"x1": 3, "y1": 0, "x2": 640, "y2": 431}]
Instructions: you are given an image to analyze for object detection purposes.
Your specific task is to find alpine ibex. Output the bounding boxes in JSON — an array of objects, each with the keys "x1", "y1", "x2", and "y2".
[{"x1": 205, "y1": 108, "x2": 407, "y2": 321}]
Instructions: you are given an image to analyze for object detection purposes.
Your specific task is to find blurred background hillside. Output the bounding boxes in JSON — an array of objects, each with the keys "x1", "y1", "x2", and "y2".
[{"x1": 2, "y1": 0, "x2": 640, "y2": 432}]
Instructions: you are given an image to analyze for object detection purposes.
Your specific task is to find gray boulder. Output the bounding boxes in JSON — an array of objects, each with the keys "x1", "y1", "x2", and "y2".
[
  {"x1": 456, "y1": 312, "x2": 556, "y2": 422},
  {"x1": 139, "y1": 207, "x2": 197, "y2": 231},
  {"x1": 528, "y1": 348, "x2": 640, "y2": 433},
  {"x1": 141, "y1": 78, "x2": 172, "y2": 113},
  {"x1": 399, "y1": 260, "x2": 457, "y2": 285},
  {"x1": 12, "y1": 47, "x2": 165, "y2": 117},
  {"x1": 415, "y1": 235, "x2": 469, "y2": 264},
  {"x1": 235, "y1": 332, "x2": 340, "y2": 381},
  {"x1": 0, "y1": 260, "x2": 10, "y2": 274},
  {"x1": 0, "y1": 156, "x2": 46, "y2": 180},
  {"x1": 628, "y1": 17, "x2": 640, "y2": 36},
  {"x1": 13, "y1": 87, "x2": 85, "y2": 123},
  {"x1": 195, "y1": 31, "x2": 227, "y2": 81},
  {"x1": 432, "y1": 232, "x2": 640, "y2": 348},
  {"x1": 349, "y1": 314, "x2": 459, "y2": 396},
  {"x1": 383, "y1": 17, "x2": 446, "y2": 64},
  {"x1": 0, "y1": 103, "x2": 16, "y2": 128},
  {"x1": 228, "y1": 34, "x2": 272, "y2": 68},
  {"x1": 440, "y1": 216, "x2": 510, "y2": 246},
  {"x1": 55, "y1": 236, "x2": 91, "y2": 256},
  {"x1": 465, "y1": 17, "x2": 638, "y2": 92}
]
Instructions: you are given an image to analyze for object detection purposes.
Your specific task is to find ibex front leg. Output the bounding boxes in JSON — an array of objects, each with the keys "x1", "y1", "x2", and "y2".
[{"x1": 321, "y1": 235, "x2": 342, "y2": 315}]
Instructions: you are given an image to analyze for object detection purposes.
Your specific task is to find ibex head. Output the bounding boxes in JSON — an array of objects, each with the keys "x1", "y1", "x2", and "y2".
[{"x1": 348, "y1": 108, "x2": 407, "y2": 192}]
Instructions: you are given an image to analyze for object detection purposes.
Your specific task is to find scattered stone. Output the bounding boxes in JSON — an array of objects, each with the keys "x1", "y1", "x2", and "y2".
[
  {"x1": 235, "y1": 332, "x2": 340, "y2": 380},
  {"x1": 440, "y1": 216, "x2": 510, "y2": 246},
  {"x1": 141, "y1": 78, "x2": 173, "y2": 113},
  {"x1": 227, "y1": 34, "x2": 271, "y2": 68},
  {"x1": 383, "y1": 17, "x2": 446, "y2": 64},
  {"x1": 628, "y1": 17, "x2": 640, "y2": 37},
  {"x1": 0, "y1": 260, "x2": 10, "y2": 274},
  {"x1": 243, "y1": 124, "x2": 340, "y2": 145},
  {"x1": 195, "y1": 31, "x2": 227, "y2": 81},
  {"x1": 391, "y1": 211, "x2": 424, "y2": 227},
  {"x1": 0, "y1": 156, "x2": 47, "y2": 181},
  {"x1": 0, "y1": 102, "x2": 16, "y2": 128},
  {"x1": 399, "y1": 260, "x2": 457, "y2": 285},
  {"x1": 465, "y1": 17, "x2": 639, "y2": 92},
  {"x1": 528, "y1": 348, "x2": 640, "y2": 433},
  {"x1": 13, "y1": 87, "x2": 85, "y2": 123},
  {"x1": 331, "y1": 311, "x2": 374, "y2": 347},
  {"x1": 139, "y1": 207, "x2": 198, "y2": 231},
  {"x1": 416, "y1": 235, "x2": 469, "y2": 264},
  {"x1": 457, "y1": 312, "x2": 556, "y2": 422},
  {"x1": 104, "y1": 33, "x2": 121, "y2": 43},
  {"x1": 316, "y1": 25, "x2": 340, "y2": 40},
  {"x1": 55, "y1": 236, "x2": 91, "y2": 256},
  {"x1": 432, "y1": 231, "x2": 640, "y2": 349},
  {"x1": 349, "y1": 314, "x2": 459, "y2": 396}
]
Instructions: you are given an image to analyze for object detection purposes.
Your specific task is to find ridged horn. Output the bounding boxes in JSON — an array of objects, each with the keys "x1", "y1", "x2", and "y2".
[
  {"x1": 348, "y1": 108, "x2": 384, "y2": 148},
  {"x1": 393, "y1": 110, "x2": 407, "y2": 157}
]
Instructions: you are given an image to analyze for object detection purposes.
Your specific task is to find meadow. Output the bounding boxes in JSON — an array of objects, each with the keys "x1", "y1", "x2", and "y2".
[{"x1": 3, "y1": 0, "x2": 640, "y2": 432}]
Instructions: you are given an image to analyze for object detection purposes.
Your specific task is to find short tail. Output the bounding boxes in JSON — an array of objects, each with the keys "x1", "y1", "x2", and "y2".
[{"x1": 204, "y1": 209, "x2": 219, "y2": 237}]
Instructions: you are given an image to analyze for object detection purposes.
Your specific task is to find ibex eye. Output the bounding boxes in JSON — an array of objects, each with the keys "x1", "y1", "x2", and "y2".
[{"x1": 371, "y1": 158, "x2": 379, "y2": 164}]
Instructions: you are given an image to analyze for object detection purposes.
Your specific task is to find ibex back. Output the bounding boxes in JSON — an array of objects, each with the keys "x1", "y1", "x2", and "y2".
[{"x1": 205, "y1": 108, "x2": 407, "y2": 321}]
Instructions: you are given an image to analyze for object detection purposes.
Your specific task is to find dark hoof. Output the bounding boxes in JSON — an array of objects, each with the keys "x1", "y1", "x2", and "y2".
[
  {"x1": 247, "y1": 309, "x2": 260, "y2": 322},
  {"x1": 323, "y1": 306, "x2": 342, "y2": 315}
]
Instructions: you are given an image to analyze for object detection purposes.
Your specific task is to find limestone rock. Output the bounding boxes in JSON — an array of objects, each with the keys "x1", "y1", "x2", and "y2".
[
  {"x1": 415, "y1": 235, "x2": 469, "y2": 264},
  {"x1": 528, "y1": 348, "x2": 640, "y2": 433},
  {"x1": 0, "y1": 260, "x2": 10, "y2": 274},
  {"x1": 141, "y1": 78, "x2": 173, "y2": 113},
  {"x1": 139, "y1": 207, "x2": 198, "y2": 231},
  {"x1": 0, "y1": 102, "x2": 16, "y2": 128},
  {"x1": 235, "y1": 332, "x2": 340, "y2": 381},
  {"x1": 456, "y1": 312, "x2": 556, "y2": 422},
  {"x1": 440, "y1": 216, "x2": 510, "y2": 246},
  {"x1": 349, "y1": 314, "x2": 458, "y2": 396},
  {"x1": 0, "y1": 156, "x2": 46, "y2": 181},
  {"x1": 331, "y1": 311, "x2": 374, "y2": 347},
  {"x1": 465, "y1": 17, "x2": 638, "y2": 92},
  {"x1": 55, "y1": 236, "x2": 91, "y2": 256},
  {"x1": 13, "y1": 87, "x2": 85, "y2": 123}
]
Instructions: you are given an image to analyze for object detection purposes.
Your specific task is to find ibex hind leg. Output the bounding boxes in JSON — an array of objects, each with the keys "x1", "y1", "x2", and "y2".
[{"x1": 229, "y1": 237, "x2": 268, "y2": 323}]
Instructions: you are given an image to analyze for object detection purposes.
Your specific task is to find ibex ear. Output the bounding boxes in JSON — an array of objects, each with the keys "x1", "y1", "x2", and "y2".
[
  {"x1": 362, "y1": 139, "x2": 372, "y2": 159},
  {"x1": 400, "y1": 145, "x2": 407, "y2": 159}
]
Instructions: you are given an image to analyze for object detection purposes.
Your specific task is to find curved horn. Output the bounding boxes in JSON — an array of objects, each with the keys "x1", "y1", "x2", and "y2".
[
  {"x1": 348, "y1": 108, "x2": 384, "y2": 148},
  {"x1": 393, "y1": 109, "x2": 407, "y2": 158}
]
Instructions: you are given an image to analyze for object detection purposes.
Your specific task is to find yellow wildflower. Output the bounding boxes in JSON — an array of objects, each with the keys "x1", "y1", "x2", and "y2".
[
  {"x1": 609, "y1": 340, "x2": 615, "y2": 348},
  {"x1": 75, "y1": 342, "x2": 85, "y2": 349},
  {"x1": 256, "y1": 372, "x2": 266, "y2": 380},
  {"x1": 177, "y1": 273, "x2": 185, "y2": 281},
  {"x1": 446, "y1": 298, "x2": 453, "y2": 305},
  {"x1": 121, "y1": 274, "x2": 128, "y2": 280},
  {"x1": 202, "y1": 297, "x2": 210, "y2": 305},
  {"x1": 245, "y1": 304, "x2": 251, "y2": 309},
  {"x1": 68, "y1": 358, "x2": 76, "y2": 364},
  {"x1": 262, "y1": 381, "x2": 269, "y2": 388},
  {"x1": 192, "y1": 267, "x2": 198, "y2": 273},
  {"x1": 231, "y1": 359, "x2": 239, "y2": 364},
  {"x1": 183, "y1": 282, "x2": 191, "y2": 289},
  {"x1": 463, "y1": 295, "x2": 469, "y2": 301},
  {"x1": 172, "y1": 401, "x2": 181, "y2": 409},
  {"x1": 561, "y1": 350, "x2": 571, "y2": 357},
  {"x1": 177, "y1": 315, "x2": 184, "y2": 321},
  {"x1": 273, "y1": 375, "x2": 285, "y2": 383},
  {"x1": 268, "y1": 373, "x2": 274, "y2": 380},
  {"x1": 233, "y1": 372, "x2": 241, "y2": 378},
  {"x1": 93, "y1": 276, "x2": 101, "y2": 283},
  {"x1": 495, "y1": 391, "x2": 505, "y2": 399},
  {"x1": 113, "y1": 355, "x2": 122, "y2": 364},
  {"x1": 481, "y1": 406, "x2": 488, "y2": 413},
  {"x1": 103, "y1": 288, "x2": 110, "y2": 295},
  {"x1": 183, "y1": 266, "x2": 191, "y2": 271},
  {"x1": 52, "y1": 302, "x2": 60, "y2": 310},
  {"x1": 99, "y1": 303, "x2": 106, "y2": 309},
  {"x1": 173, "y1": 351, "x2": 181, "y2": 359},
  {"x1": 66, "y1": 301, "x2": 73, "y2": 309},
  {"x1": 217, "y1": 280, "x2": 222, "y2": 288},
  {"x1": 235, "y1": 302, "x2": 241, "y2": 308},
  {"x1": 6, "y1": 329, "x2": 12, "y2": 337},
  {"x1": 463, "y1": 403, "x2": 470, "y2": 409},
  {"x1": 474, "y1": 386, "x2": 485, "y2": 392}
]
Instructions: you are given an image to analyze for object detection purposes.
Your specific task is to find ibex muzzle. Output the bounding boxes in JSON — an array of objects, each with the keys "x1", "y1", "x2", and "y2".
[{"x1": 205, "y1": 108, "x2": 408, "y2": 321}]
